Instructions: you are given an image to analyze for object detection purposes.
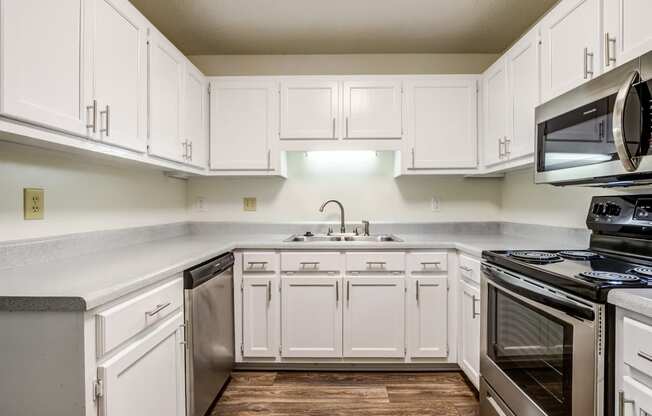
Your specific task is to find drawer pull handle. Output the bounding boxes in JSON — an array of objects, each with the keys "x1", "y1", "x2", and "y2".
[
  {"x1": 460, "y1": 265, "x2": 472, "y2": 272},
  {"x1": 366, "y1": 261, "x2": 386, "y2": 269},
  {"x1": 248, "y1": 261, "x2": 268, "y2": 269},
  {"x1": 421, "y1": 262, "x2": 441, "y2": 270},
  {"x1": 146, "y1": 302, "x2": 171, "y2": 317},
  {"x1": 299, "y1": 262, "x2": 320, "y2": 269},
  {"x1": 638, "y1": 351, "x2": 652, "y2": 363}
]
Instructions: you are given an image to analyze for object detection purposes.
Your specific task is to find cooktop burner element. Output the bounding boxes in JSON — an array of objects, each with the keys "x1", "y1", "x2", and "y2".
[
  {"x1": 631, "y1": 267, "x2": 652, "y2": 278},
  {"x1": 558, "y1": 250, "x2": 601, "y2": 260},
  {"x1": 578, "y1": 271, "x2": 640, "y2": 282},
  {"x1": 509, "y1": 251, "x2": 563, "y2": 263}
]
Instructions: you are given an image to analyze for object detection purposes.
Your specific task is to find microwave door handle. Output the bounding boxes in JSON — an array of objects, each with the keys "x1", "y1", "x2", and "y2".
[
  {"x1": 613, "y1": 70, "x2": 641, "y2": 172},
  {"x1": 481, "y1": 264, "x2": 595, "y2": 321}
]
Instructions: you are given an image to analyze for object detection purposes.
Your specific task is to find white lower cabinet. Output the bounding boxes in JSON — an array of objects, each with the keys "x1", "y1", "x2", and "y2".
[
  {"x1": 97, "y1": 312, "x2": 185, "y2": 416},
  {"x1": 459, "y1": 278, "x2": 481, "y2": 388},
  {"x1": 281, "y1": 276, "x2": 342, "y2": 358},
  {"x1": 241, "y1": 275, "x2": 280, "y2": 358},
  {"x1": 407, "y1": 276, "x2": 448, "y2": 358},
  {"x1": 343, "y1": 276, "x2": 406, "y2": 358}
]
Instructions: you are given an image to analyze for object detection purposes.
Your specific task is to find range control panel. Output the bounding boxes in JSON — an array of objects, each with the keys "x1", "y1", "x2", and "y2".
[{"x1": 587, "y1": 195, "x2": 652, "y2": 236}]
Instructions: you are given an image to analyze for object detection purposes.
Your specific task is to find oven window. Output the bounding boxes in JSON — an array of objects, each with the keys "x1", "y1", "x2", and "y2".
[{"x1": 488, "y1": 286, "x2": 573, "y2": 416}]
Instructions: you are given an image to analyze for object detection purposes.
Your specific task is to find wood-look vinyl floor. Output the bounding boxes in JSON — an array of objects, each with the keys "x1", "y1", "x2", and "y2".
[{"x1": 211, "y1": 371, "x2": 479, "y2": 416}]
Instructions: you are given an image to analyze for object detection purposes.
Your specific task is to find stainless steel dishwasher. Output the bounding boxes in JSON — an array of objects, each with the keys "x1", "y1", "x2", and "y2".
[{"x1": 184, "y1": 252, "x2": 235, "y2": 416}]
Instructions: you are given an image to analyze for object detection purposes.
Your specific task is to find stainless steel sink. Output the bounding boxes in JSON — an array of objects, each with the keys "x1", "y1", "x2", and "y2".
[{"x1": 284, "y1": 234, "x2": 403, "y2": 243}]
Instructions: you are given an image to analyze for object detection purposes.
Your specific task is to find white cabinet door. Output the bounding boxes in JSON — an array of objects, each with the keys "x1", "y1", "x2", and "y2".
[
  {"x1": 483, "y1": 58, "x2": 508, "y2": 167},
  {"x1": 342, "y1": 80, "x2": 402, "y2": 139},
  {"x1": 507, "y1": 28, "x2": 540, "y2": 160},
  {"x1": 86, "y1": 0, "x2": 148, "y2": 152},
  {"x1": 242, "y1": 276, "x2": 279, "y2": 358},
  {"x1": 621, "y1": 376, "x2": 652, "y2": 416},
  {"x1": 147, "y1": 29, "x2": 185, "y2": 163},
  {"x1": 281, "y1": 276, "x2": 342, "y2": 358},
  {"x1": 343, "y1": 276, "x2": 405, "y2": 358},
  {"x1": 182, "y1": 62, "x2": 208, "y2": 168},
  {"x1": 459, "y1": 280, "x2": 481, "y2": 389},
  {"x1": 210, "y1": 80, "x2": 278, "y2": 171},
  {"x1": 604, "y1": 0, "x2": 652, "y2": 68},
  {"x1": 0, "y1": 0, "x2": 88, "y2": 136},
  {"x1": 407, "y1": 276, "x2": 448, "y2": 358},
  {"x1": 280, "y1": 80, "x2": 338, "y2": 140},
  {"x1": 97, "y1": 313, "x2": 185, "y2": 416},
  {"x1": 404, "y1": 78, "x2": 478, "y2": 169},
  {"x1": 540, "y1": 0, "x2": 601, "y2": 102}
]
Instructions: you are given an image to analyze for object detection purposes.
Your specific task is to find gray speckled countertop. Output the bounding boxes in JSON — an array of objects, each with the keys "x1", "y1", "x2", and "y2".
[
  {"x1": 0, "y1": 228, "x2": 585, "y2": 312},
  {"x1": 608, "y1": 289, "x2": 652, "y2": 318}
]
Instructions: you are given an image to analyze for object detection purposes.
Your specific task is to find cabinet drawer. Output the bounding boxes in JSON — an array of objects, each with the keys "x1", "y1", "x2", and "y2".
[
  {"x1": 407, "y1": 252, "x2": 448, "y2": 273},
  {"x1": 346, "y1": 252, "x2": 406, "y2": 273},
  {"x1": 281, "y1": 251, "x2": 343, "y2": 273},
  {"x1": 459, "y1": 253, "x2": 481, "y2": 284},
  {"x1": 243, "y1": 251, "x2": 278, "y2": 273},
  {"x1": 623, "y1": 316, "x2": 652, "y2": 377},
  {"x1": 96, "y1": 277, "x2": 183, "y2": 357}
]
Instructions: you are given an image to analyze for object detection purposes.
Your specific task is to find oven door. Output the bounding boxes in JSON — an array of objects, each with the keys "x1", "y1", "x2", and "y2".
[{"x1": 480, "y1": 264, "x2": 602, "y2": 416}]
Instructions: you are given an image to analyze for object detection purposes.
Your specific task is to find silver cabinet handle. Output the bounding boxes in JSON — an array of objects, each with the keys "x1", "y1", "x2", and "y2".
[
  {"x1": 472, "y1": 295, "x2": 480, "y2": 318},
  {"x1": 605, "y1": 32, "x2": 616, "y2": 67},
  {"x1": 345, "y1": 117, "x2": 349, "y2": 138},
  {"x1": 332, "y1": 117, "x2": 336, "y2": 139},
  {"x1": 421, "y1": 262, "x2": 441, "y2": 270},
  {"x1": 584, "y1": 47, "x2": 594, "y2": 79},
  {"x1": 267, "y1": 149, "x2": 271, "y2": 170},
  {"x1": 613, "y1": 70, "x2": 641, "y2": 172},
  {"x1": 638, "y1": 350, "x2": 652, "y2": 362},
  {"x1": 498, "y1": 137, "x2": 505, "y2": 158},
  {"x1": 505, "y1": 137, "x2": 511, "y2": 156},
  {"x1": 188, "y1": 141, "x2": 193, "y2": 161},
  {"x1": 460, "y1": 265, "x2": 472, "y2": 272},
  {"x1": 299, "y1": 261, "x2": 320, "y2": 270},
  {"x1": 267, "y1": 280, "x2": 272, "y2": 302},
  {"x1": 86, "y1": 100, "x2": 97, "y2": 133},
  {"x1": 146, "y1": 302, "x2": 171, "y2": 317},
  {"x1": 182, "y1": 140, "x2": 188, "y2": 159},
  {"x1": 619, "y1": 391, "x2": 635, "y2": 416},
  {"x1": 247, "y1": 261, "x2": 268, "y2": 270},
  {"x1": 366, "y1": 261, "x2": 386, "y2": 269},
  {"x1": 100, "y1": 105, "x2": 110, "y2": 136},
  {"x1": 416, "y1": 280, "x2": 420, "y2": 302},
  {"x1": 347, "y1": 280, "x2": 350, "y2": 303},
  {"x1": 411, "y1": 147, "x2": 415, "y2": 168},
  {"x1": 336, "y1": 280, "x2": 339, "y2": 302}
]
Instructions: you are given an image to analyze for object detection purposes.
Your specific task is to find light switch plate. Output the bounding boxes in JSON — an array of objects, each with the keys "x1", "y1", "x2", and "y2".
[
  {"x1": 24, "y1": 188, "x2": 44, "y2": 220},
  {"x1": 243, "y1": 197, "x2": 257, "y2": 212}
]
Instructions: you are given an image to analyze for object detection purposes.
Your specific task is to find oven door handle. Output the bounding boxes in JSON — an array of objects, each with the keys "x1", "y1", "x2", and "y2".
[{"x1": 482, "y1": 264, "x2": 595, "y2": 321}]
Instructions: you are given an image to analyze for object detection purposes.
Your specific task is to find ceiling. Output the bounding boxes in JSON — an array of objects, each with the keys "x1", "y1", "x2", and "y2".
[{"x1": 129, "y1": 0, "x2": 558, "y2": 55}]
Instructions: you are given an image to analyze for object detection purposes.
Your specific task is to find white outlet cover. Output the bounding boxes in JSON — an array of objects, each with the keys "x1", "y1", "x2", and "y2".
[
  {"x1": 196, "y1": 197, "x2": 207, "y2": 212},
  {"x1": 431, "y1": 196, "x2": 440, "y2": 212}
]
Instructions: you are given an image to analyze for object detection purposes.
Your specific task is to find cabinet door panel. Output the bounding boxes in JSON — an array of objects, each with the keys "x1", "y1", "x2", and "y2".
[
  {"x1": 459, "y1": 280, "x2": 480, "y2": 389},
  {"x1": 408, "y1": 276, "x2": 448, "y2": 358},
  {"x1": 280, "y1": 81, "x2": 338, "y2": 139},
  {"x1": 281, "y1": 277, "x2": 342, "y2": 358},
  {"x1": 507, "y1": 28, "x2": 540, "y2": 160},
  {"x1": 210, "y1": 80, "x2": 277, "y2": 170},
  {"x1": 148, "y1": 30, "x2": 185, "y2": 163},
  {"x1": 89, "y1": 0, "x2": 147, "y2": 152},
  {"x1": 483, "y1": 59, "x2": 508, "y2": 167},
  {"x1": 343, "y1": 277, "x2": 405, "y2": 358},
  {"x1": 618, "y1": 0, "x2": 652, "y2": 64},
  {"x1": 540, "y1": 0, "x2": 600, "y2": 101},
  {"x1": 183, "y1": 63, "x2": 208, "y2": 168},
  {"x1": 0, "y1": 0, "x2": 87, "y2": 136},
  {"x1": 242, "y1": 276, "x2": 279, "y2": 358},
  {"x1": 98, "y1": 313, "x2": 185, "y2": 416},
  {"x1": 405, "y1": 78, "x2": 478, "y2": 169},
  {"x1": 343, "y1": 81, "x2": 402, "y2": 139}
]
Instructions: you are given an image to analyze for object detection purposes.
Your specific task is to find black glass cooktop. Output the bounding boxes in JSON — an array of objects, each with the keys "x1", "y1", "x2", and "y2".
[{"x1": 482, "y1": 249, "x2": 652, "y2": 302}]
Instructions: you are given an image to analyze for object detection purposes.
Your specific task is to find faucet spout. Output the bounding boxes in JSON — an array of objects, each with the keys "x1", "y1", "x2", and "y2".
[{"x1": 319, "y1": 200, "x2": 346, "y2": 234}]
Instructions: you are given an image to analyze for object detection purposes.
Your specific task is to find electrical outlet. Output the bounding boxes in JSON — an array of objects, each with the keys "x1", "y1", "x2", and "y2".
[
  {"x1": 195, "y1": 197, "x2": 207, "y2": 212},
  {"x1": 431, "y1": 196, "x2": 440, "y2": 212},
  {"x1": 243, "y1": 197, "x2": 257, "y2": 212},
  {"x1": 24, "y1": 188, "x2": 44, "y2": 220}
]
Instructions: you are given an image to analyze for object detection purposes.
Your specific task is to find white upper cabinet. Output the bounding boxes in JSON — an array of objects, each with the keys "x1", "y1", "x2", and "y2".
[
  {"x1": 506, "y1": 26, "x2": 540, "y2": 160},
  {"x1": 482, "y1": 58, "x2": 509, "y2": 167},
  {"x1": 540, "y1": 0, "x2": 601, "y2": 102},
  {"x1": 280, "y1": 80, "x2": 339, "y2": 140},
  {"x1": 182, "y1": 62, "x2": 209, "y2": 169},
  {"x1": 404, "y1": 77, "x2": 478, "y2": 170},
  {"x1": 209, "y1": 79, "x2": 279, "y2": 171},
  {"x1": 603, "y1": 0, "x2": 652, "y2": 71},
  {"x1": 85, "y1": 0, "x2": 148, "y2": 152},
  {"x1": 342, "y1": 80, "x2": 402, "y2": 139},
  {"x1": 147, "y1": 28, "x2": 186, "y2": 163},
  {"x1": 0, "y1": 0, "x2": 88, "y2": 136},
  {"x1": 281, "y1": 276, "x2": 342, "y2": 358}
]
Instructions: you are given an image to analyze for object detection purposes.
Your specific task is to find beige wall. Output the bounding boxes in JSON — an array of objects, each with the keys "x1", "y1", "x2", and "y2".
[
  {"x1": 189, "y1": 53, "x2": 498, "y2": 76},
  {"x1": 0, "y1": 142, "x2": 188, "y2": 241},
  {"x1": 188, "y1": 152, "x2": 503, "y2": 224}
]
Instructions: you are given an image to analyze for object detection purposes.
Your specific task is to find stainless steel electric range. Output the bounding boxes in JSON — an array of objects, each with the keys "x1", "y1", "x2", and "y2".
[{"x1": 480, "y1": 195, "x2": 652, "y2": 416}]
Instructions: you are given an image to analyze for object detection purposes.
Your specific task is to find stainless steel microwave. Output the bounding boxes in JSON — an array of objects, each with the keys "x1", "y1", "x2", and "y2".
[{"x1": 535, "y1": 52, "x2": 652, "y2": 187}]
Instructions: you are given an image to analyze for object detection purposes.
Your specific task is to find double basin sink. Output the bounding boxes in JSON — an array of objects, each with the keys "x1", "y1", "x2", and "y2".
[{"x1": 284, "y1": 234, "x2": 403, "y2": 243}]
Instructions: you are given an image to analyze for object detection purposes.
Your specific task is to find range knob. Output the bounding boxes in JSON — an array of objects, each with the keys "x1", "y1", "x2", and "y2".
[
  {"x1": 592, "y1": 203, "x2": 606, "y2": 216},
  {"x1": 605, "y1": 203, "x2": 622, "y2": 216}
]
